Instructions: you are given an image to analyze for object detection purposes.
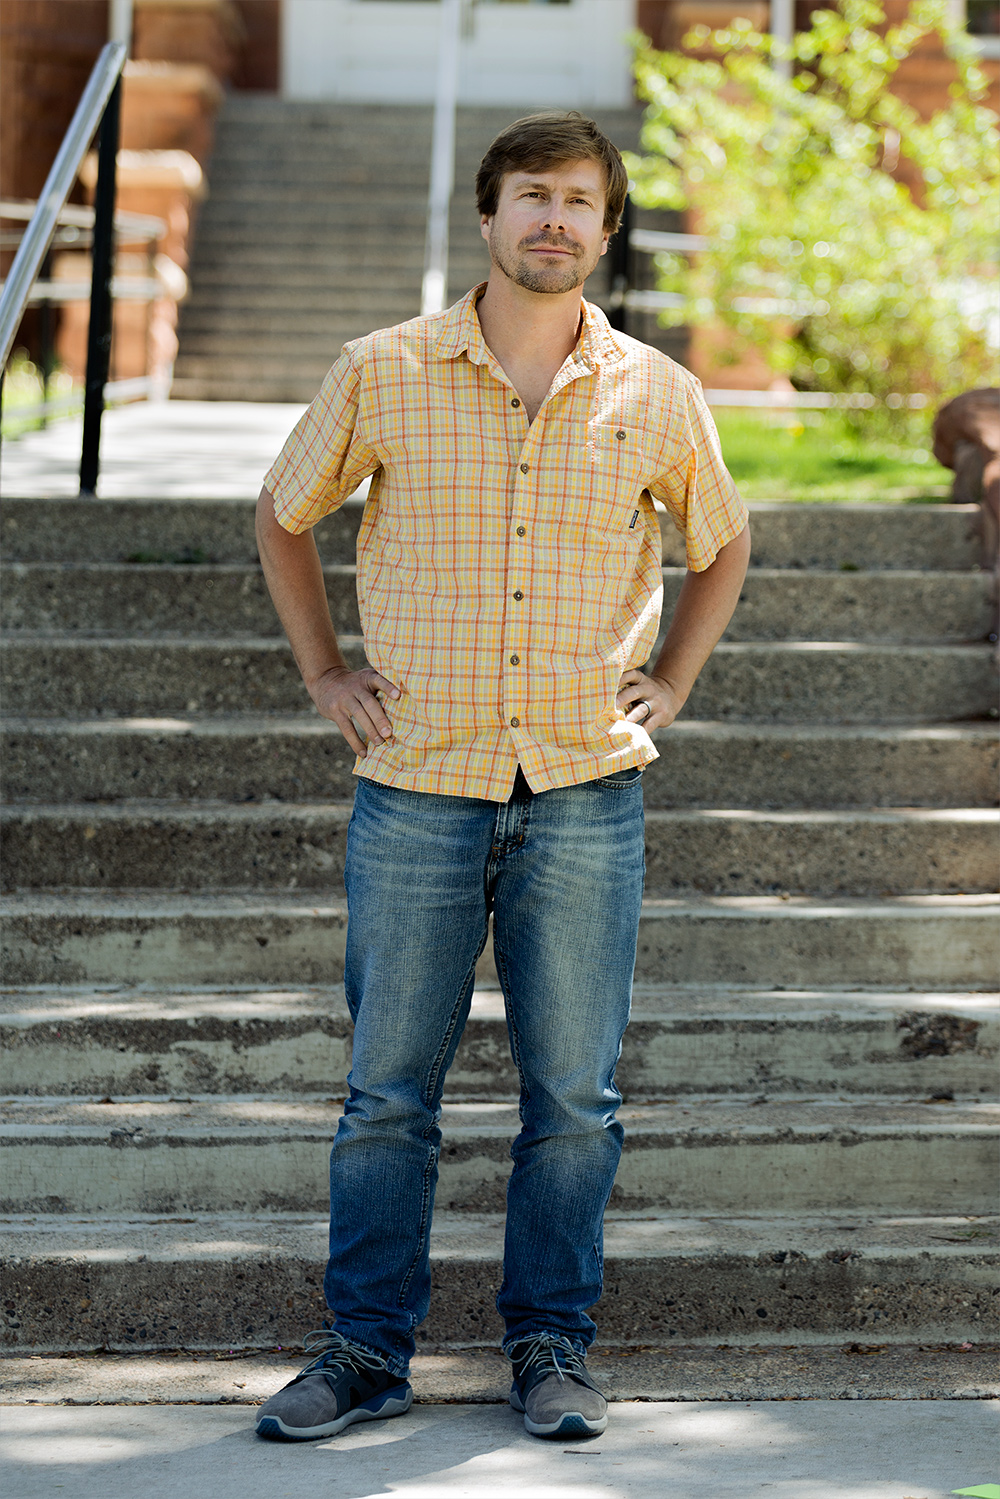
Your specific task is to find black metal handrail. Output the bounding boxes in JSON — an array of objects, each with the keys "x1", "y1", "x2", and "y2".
[{"x1": 0, "y1": 40, "x2": 127, "y2": 494}]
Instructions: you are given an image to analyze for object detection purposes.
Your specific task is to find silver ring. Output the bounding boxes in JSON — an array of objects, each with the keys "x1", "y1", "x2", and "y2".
[{"x1": 638, "y1": 700, "x2": 651, "y2": 721}]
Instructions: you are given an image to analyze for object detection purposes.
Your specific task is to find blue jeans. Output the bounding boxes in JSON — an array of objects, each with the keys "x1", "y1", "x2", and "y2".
[{"x1": 324, "y1": 765, "x2": 645, "y2": 1376}]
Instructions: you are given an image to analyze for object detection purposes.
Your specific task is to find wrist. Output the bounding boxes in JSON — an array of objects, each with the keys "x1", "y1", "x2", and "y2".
[
  {"x1": 305, "y1": 662, "x2": 349, "y2": 696},
  {"x1": 650, "y1": 670, "x2": 689, "y2": 706}
]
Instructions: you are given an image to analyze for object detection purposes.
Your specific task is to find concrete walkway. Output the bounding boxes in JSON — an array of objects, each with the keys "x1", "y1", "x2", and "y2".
[
  {"x1": 2, "y1": 1400, "x2": 997, "y2": 1499},
  {"x1": 0, "y1": 400, "x2": 306, "y2": 498}
]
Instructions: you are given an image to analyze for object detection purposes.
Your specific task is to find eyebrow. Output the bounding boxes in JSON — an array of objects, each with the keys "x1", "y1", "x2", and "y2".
[{"x1": 512, "y1": 177, "x2": 600, "y2": 198}]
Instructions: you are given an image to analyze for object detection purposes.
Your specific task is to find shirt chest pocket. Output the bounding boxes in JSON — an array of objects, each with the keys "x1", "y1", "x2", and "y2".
[{"x1": 576, "y1": 424, "x2": 649, "y2": 533}]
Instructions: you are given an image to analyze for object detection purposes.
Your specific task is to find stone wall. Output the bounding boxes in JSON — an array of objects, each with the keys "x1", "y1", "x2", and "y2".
[{"x1": 57, "y1": 1, "x2": 244, "y2": 383}]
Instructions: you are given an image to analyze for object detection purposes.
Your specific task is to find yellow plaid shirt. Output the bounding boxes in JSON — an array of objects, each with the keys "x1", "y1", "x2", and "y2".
[{"x1": 265, "y1": 284, "x2": 748, "y2": 801}]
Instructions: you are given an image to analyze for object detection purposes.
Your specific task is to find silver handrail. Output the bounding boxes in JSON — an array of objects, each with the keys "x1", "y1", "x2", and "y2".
[
  {"x1": 421, "y1": 0, "x2": 462, "y2": 316},
  {"x1": 0, "y1": 41, "x2": 126, "y2": 368}
]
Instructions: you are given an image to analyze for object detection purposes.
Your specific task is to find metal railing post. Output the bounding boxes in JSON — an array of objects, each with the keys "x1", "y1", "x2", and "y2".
[
  {"x1": 607, "y1": 194, "x2": 633, "y2": 335},
  {"x1": 79, "y1": 74, "x2": 121, "y2": 496},
  {"x1": 38, "y1": 248, "x2": 54, "y2": 428},
  {"x1": 771, "y1": 0, "x2": 794, "y2": 79},
  {"x1": 421, "y1": 0, "x2": 461, "y2": 316}
]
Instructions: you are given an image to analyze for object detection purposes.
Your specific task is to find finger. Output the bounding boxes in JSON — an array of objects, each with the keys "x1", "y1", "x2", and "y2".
[
  {"x1": 367, "y1": 671, "x2": 402, "y2": 701},
  {"x1": 353, "y1": 712, "x2": 392, "y2": 748},
  {"x1": 333, "y1": 710, "x2": 368, "y2": 757},
  {"x1": 618, "y1": 669, "x2": 644, "y2": 689},
  {"x1": 352, "y1": 691, "x2": 394, "y2": 740},
  {"x1": 616, "y1": 682, "x2": 647, "y2": 710}
]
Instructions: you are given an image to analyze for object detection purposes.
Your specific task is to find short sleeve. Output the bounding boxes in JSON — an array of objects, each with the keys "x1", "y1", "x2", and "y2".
[
  {"x1": 648, "y1": 374, "x2": 749, "y2": 572},
  {"x1": 263, "y1": 345, "x2": 380, "y2": 534}
]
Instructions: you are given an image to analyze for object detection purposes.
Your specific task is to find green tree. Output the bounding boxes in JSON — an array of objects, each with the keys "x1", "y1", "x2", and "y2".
[{"x1": 628, "y1": 0, "x2": 999, "y2": 423}]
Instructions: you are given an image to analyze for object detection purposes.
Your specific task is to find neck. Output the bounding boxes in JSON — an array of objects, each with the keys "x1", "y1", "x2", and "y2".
[{"x1": 476, "y1": 271, "x2": 585, "y2": 371}]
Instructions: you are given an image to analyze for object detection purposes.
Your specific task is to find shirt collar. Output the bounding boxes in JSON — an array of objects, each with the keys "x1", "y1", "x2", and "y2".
[{"x1": 431, "y1": 282, "x2": 627, "y2": 371}]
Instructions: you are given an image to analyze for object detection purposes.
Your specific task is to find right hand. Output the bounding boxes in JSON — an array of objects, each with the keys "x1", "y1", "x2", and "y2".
[{"x1": 309, "y1": 665, "x2": 401, "y2": 757}]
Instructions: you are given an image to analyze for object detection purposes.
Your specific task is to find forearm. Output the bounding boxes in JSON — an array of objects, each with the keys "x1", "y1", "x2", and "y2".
[
  {"x1": 650, "y1": 523, "x2": 751, "y2": 706},
  {"x1": 255, "y1": 485, "x2": 345, "y2": 694}
]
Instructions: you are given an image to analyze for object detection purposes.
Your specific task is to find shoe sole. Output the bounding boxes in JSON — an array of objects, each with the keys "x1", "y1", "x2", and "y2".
[
  {"x1": 255, "y1": 1383, "x2": 412, "y2": 1441},
  {"x1": 509, "y1": 1387, "x2": 608, "y2": 1439}
]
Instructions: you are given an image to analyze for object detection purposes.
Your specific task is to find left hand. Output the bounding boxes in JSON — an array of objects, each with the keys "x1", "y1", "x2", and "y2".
[{"x1": 616, "y1": 669, "x2": 685, "y2": 733}]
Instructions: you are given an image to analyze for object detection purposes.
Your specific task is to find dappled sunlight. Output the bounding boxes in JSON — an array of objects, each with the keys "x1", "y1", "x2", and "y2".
[
  {"x1": 1, "y1": 1402, "x2": 995, "y2": 1497},
  {"x1": 120, "y1": 719, "x2": 194, "y2": 732}
]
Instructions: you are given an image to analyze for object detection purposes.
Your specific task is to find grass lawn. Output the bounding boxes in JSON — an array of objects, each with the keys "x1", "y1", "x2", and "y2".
[
  {"x1": 712, "y1": 409, "x2": 954, "y2": 503},
  {"x1": 1, "y1": 360, "x2": 958, "y2": 505},
  {"x1": 0, "y1": 358, "x2": 81, "y2": 439}
]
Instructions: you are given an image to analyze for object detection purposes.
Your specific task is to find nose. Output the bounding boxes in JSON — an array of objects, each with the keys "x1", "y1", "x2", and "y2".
[{"x1": 540, "y1": 197, "x2": 568, "y2": 232}]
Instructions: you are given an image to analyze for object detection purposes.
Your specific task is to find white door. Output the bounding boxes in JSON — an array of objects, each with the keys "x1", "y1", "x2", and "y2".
[{"x1": 282, "y1": 0, "x2": 635, "y2": 107}]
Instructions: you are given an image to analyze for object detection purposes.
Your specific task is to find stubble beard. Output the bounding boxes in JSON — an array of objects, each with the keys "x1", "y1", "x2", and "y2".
[{"x1": 489, "y1": 227, "x2": 602, "y2": 295}]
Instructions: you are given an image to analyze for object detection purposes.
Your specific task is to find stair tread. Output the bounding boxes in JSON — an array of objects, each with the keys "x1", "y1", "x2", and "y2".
[
  {"x1": 1, "y1": 561, "x2": 984, "y2": 577},
  {"x1": 4, "y1": 800, "x2": 995, "y2": 822},
  {"x1": 3, "y1": 1095, "x2": 996, "y2": 1133},
  {"x1": 1, "y1": 1209, "x2": 995, "y2": 1258},
  {"x1": 4, "y1": 631, "x2": 992, "y2": 653},
  {"x1": 1, "y1": 984, "x2": 995, "y2": 1022},
  {"x1": 4, "y1": 714, "x2": 993, "y2": 737},
  {"x1": 4, "y1": 889, "x2": 995, "y2": 911},
  {"x1": 1, "y1": 710, "x2": 995, "y2": 740}
]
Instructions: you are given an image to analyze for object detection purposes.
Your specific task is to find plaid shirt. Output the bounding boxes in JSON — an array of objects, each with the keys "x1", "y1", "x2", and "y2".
[{"x1": 264, "y1": 284, "x2": 748, "y2": 801}]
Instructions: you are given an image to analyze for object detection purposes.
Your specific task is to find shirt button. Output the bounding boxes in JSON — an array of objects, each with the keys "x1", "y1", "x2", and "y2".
[
  {"x1": 616, "y1": 429, "x2": 626, "y2": 440},
  {"x1": 512, "y1": 589, "x2": 523, "y2": 601},
  {"x1": 515, "y1": 525, "x2": 526, "y2": 537},
  {"x1": 510, "y1": 654, "x2": 520, "y2": 665},
  {"x1": 519, "y1": 462, "x2": 529, "y2": 474},
  {"x1": 510, "y1": 716, "x2": 520, "y2": 728},
  {"x1": 511, "y1": 398, "x2": 521, "y2": 408}
]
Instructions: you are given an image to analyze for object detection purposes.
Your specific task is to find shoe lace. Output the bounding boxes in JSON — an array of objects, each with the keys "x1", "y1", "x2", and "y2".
[
  {"x1": 506, "y1": 1331, "x2": 586, "y2": 1385},
  {"x1": 298, "y1": 1328, "x2": 389, "y2": 1380}
]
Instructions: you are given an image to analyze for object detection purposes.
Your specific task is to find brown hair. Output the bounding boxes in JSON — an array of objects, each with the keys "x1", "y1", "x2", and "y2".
[{"x1": 476, "y1": 111, "x2": 629, "y2": 235}]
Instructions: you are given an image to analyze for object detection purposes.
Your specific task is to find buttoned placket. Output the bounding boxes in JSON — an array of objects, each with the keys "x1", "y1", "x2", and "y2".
[{"x1": 493, "y1": 353, "x2": 596, "y2": 741}]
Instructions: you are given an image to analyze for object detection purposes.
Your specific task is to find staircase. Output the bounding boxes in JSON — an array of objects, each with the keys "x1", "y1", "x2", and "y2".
[
  {"x1": 1, "y1": 484, "x2": 998, "y2": 1361},
  {"x1": 171, "y1": 98, "x2": 684, "y2": 401}
]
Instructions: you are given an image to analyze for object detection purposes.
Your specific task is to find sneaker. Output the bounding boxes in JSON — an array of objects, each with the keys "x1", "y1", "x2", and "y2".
[
  {"x1": 506, "y1": 1331, "x2": 608, "y2": 1439},
  {"x1": 255, "y1": 1329, "x2": 412, "y2": 1441}
]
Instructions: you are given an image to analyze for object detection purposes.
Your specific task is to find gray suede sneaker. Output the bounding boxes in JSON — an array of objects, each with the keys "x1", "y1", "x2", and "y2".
[
  {"x1": 255, "y1": 1330, "x2": 412, "y2": 1441},
  {"x1": 506, "y1": 1331, "x2": 608, "y2": 1438}
]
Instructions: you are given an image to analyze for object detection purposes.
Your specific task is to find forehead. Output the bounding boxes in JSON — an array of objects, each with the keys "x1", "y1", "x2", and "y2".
[{"x1": 501, "y1": 158, "x2": 606, "y2": 198}]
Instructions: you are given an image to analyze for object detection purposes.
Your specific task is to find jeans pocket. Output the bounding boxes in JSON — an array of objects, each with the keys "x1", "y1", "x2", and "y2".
[{"x1": 596, "y1": 766, "x2": 644, "y2": 788}]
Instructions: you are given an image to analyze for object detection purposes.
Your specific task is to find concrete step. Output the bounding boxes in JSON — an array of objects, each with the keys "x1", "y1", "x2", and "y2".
[
  {"x1": 175, "y1": 334, "x2": 382, "y2": 360},
  {"x1": 179, "y1": 250, "x2": 498, "y2": 280},
  {"x1": 1, "y1": 891, "x2": 995, "y2": 988},
  {"x1": 3, "y1": 634, "x2": 993, "y2": 721},
  {"x1": 3, "y1": 564, "x2": 991, "y2": 644},
  {"x1": 3, "y1": 801, "x2": 995, "y2": 897},
  {"x1": 1, "y1": 1095, "x2": 995, "y2": 1215},
  {"x1": 169, "y1": 358, "x2": 362, "y2": 389},
  {"x1": 207, "y1": 100, "x2": 638, "y2": 134},
  {"x1": 2, "y1": 986, "x2": 995, "y2": 1099},
  {"x1": 191, "y1": 204, "x2": 431, "y2": 231},
  {"x1": 178, "y1": 299, "x2": 425, "y2": 331},
  {"x1": 6, "y1": 1345, "x2": 999, "y2": 1402},
  {"x1": 5, "y1": 718, "x2": 994, "y2": 809},
  {"x1": 180, "y1": 312, "x2": 485, "y2": 345},
  {"x1": 1, "y1": 1210, "x2": 995, "y2": 1350},
  {"x1": 0, "y1": 498, "x2": 980, "y2": 570},
  {"x1": 169, "y1": 373, "x2": 353, "y2": 402},
  {"x1": 182, "y1": 256, "x2": 435, "y2": 281}
]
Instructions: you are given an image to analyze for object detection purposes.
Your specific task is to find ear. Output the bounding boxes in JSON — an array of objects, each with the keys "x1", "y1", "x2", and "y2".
[
  {"x1": 480, "y1": 215, "x2": 492, "y2": 243},
  {"x1": 599, "y1": 234, "x2": 610, "y2": 257}
]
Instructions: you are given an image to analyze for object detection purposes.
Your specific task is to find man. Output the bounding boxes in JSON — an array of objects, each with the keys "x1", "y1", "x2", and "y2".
[{"x1": 254, "y1": 112, "x2": 750, "y2": 1444}]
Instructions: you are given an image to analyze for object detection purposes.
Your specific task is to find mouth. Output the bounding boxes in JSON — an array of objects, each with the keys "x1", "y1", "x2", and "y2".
[{"x1": 525, "y1": 242, "x2": 577, "y2": 257}]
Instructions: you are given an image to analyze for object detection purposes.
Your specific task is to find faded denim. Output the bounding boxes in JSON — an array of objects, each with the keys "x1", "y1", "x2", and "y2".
[{"x1": 324, "y1": 765, "x2": 645, "y2": 1376}]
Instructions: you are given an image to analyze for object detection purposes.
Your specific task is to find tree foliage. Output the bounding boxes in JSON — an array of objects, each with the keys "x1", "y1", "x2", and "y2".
[{"x1": 628, "y1": 0, "x2": 999, "y2": 417}]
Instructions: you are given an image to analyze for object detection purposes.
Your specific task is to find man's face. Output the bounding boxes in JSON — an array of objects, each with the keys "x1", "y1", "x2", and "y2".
[{"x1": 481, "y1": 158, "x2": 610, "y2": 295}]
